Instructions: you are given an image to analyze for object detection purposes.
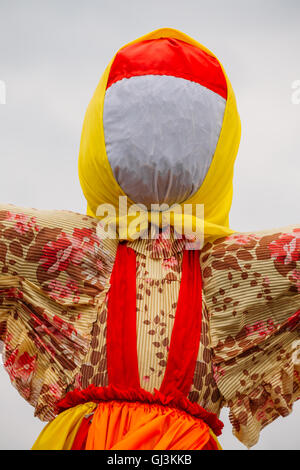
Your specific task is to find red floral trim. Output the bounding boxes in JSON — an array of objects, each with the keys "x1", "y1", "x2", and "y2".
[{"x1": 56, "y1": 384, "x2": 224, "y2": 436}]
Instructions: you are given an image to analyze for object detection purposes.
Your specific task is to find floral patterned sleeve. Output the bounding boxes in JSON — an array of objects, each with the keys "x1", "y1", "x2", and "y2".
[
  {"x1": 201, "y1": 226, "x2": 300, "y2": 448},
  {"x1": 0, "y1": 204, "x2": 117, "y2": 421}
]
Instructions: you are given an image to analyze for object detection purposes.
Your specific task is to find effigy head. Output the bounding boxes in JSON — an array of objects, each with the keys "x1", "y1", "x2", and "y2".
[{"x1": 78, "y1": 28, "x2": 241, "y2": 240}]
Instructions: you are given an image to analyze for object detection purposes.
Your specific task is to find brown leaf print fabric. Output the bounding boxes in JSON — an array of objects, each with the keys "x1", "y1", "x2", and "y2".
[
  {"x1": 128, "y1": 232, "x2": 222, "y2": 414},
  {"x1": 202, "y1": 226, "x2": 300, "y2": 447},
  {"x1": 0, "y1": 204, "x2": 117, "y2": 420}
]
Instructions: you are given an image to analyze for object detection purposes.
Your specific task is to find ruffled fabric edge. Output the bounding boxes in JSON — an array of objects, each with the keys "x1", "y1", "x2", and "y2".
[
  {"x1": 214, "y1": 327, "x2": 300, "y2": 448},
  {"x1": 56, "y1": 384, "x2": 224, "y2": 436},
  {"x1": 226, "y1": 354, "x2": 300, "y2": 448}
]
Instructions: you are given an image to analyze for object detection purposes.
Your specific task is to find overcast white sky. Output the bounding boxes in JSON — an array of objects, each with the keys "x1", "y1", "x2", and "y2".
[{"x1": 0, "y1": 0, "x2": 299, "y2": 450}]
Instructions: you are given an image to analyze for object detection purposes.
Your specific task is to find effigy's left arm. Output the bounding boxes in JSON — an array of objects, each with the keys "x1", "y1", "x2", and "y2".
[{"x1": 201, "y1": 225, "x2": 300, "y2": 448}]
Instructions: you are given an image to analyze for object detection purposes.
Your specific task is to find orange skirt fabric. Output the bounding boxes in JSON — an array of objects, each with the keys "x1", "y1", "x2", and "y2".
[
  {"x1": 85, "y1": 400, "x2": 221, "y2": 450},
  {"x1": 32, "y1": 400, "x2": 222, "y2": 450}
]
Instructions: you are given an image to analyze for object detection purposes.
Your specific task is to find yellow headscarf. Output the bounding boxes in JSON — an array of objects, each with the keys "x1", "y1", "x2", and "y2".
[{"x1": 78, "y1": 28, "x2": 241, "y2": 241}]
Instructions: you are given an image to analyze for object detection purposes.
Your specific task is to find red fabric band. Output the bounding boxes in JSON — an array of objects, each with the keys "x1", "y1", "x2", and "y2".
[
  {"x1": 106, "y1": 243, "x2": 140, "y2": 389},
  {"x1": 71, "y1": 415, "x2": 92, "y2": 450},
  {"x1": 107, "y1": 38, "x2": 227, "y2": 100},
  {"x1": 56, "y1": 384, "x2": 224, "y2": 436}
]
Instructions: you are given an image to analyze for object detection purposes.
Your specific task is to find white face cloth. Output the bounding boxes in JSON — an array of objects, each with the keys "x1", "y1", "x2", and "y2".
[{"x1": 103, "y1": 74, "x2": 226, "y2": 208}]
